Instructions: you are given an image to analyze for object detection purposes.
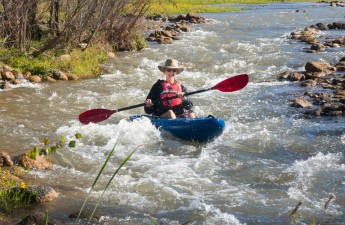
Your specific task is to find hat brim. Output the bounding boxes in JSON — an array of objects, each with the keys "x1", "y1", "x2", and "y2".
[{"x1": 158, "y1": 66, "x2": 184, "y2": 74}]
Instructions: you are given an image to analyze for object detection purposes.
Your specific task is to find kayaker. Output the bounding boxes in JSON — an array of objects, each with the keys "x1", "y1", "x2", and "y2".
[{"x1": 144, "y1": 59, "x2": 196, "y2": 119}]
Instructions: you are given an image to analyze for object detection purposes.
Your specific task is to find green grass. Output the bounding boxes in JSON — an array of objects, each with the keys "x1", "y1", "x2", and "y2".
[
  {"x1": 148, "y1": 0, "x2": 317, "y2": 14},
  {"x1": 148, "y1": 3, "x2": 241, "y2": 14},
  {"x1": 0, "y1": 175, "x2": 32, "y2": 215},
  {"x1": 0, "y1": 44, "x2": 107, "y2": 78}
]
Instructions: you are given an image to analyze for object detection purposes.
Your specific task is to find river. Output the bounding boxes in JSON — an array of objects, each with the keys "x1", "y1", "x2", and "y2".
[{"x1": 0, "y1": 2, "x2": 344, "y2": 225}]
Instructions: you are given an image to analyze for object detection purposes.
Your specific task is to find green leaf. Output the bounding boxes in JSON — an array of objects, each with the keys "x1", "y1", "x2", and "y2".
[
  {"x1": 28, "y1": 150, "x2": 37, "y2": 160},
  {"x1": 43, "y1": 138, "x2": 50, "y2": 146},
  {"x1": 75, "y1": 133, "x2": 82, "y2": 139},
  {"x1": 69, "y1": 141, "x2": 76, "y2": 148},
  {"x1": 45, "y1": 210, "x2": 49, "y2": 225},
  {"x1": 49, "y1": 146, "x2": 57, "y2": 154},
  {"x1": 60, "y1": 136, "x2": 66, "y2": 143},
  {"x1": 87, "y1": 145, "x2": 141, "y2": 223},
  {"x1": 77, "y1": 139, "x2": 119, "y2": 221},
  {"x1": 39, "y1": 148, "x2": 48, "y2": 156},
  {"x1": 148, "y1": 215, "x2": 158, "y2": 225}
]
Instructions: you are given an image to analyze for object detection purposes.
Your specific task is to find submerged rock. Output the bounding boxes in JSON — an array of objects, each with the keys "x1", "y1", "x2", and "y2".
[{"x1": 278, "y1": 59, "x2": 345, "y2": 117}]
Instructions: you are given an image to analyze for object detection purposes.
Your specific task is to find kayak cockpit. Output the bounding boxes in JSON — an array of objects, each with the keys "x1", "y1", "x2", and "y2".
[{"x1": 130, "y1": 114, "x2": 225, "y2": 143}]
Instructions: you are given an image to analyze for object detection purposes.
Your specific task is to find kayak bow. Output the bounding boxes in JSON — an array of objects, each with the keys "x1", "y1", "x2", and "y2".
[{"x1": 130, "y1": 114, "x2": 225, "y2": 143}]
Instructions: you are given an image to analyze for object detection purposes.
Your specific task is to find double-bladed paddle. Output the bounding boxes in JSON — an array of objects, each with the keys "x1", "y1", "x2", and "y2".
[{"x1": 79, "y1": 74, "x2": 249, "y2": 124}]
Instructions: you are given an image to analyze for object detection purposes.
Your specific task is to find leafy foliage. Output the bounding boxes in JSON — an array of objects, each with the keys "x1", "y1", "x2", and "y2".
[
  {"x1": 28, "y1": 133, "x2": 82, "y2": 159},
  {"x1": 0, "y1": 179, "x2": 32, "y2": 215},
  {"x1": 0, "y1": 43, "x2": 107, "y2": 77}
]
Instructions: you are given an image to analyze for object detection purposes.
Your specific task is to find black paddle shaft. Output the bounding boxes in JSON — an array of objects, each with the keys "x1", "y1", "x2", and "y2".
[{"x1": 116, "y1": 88, "x2": 211, "y2": 112}]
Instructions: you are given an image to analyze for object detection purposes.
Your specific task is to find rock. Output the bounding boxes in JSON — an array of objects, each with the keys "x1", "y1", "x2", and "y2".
[
  {"x1": 334, "y1": 37, "x2": 345, "y2": 45},
  {"x1": 23, "y1": 71, "x2": 31, "y2": 78},
  {"x1": 315, "y1": 23, "x2": 329, "y2": 30},
  {"x1": 310, "y1": 43, "x2": 326, "y2": 52},
  {"x1": 161, "y1": 30, "x2": 174, "y2": 37},
  {"x1": 322, "y1": 102, "x2": 344, "y2": 112},
  {"x1": 332, "y1": 22, "x2": 343, "y2": 29},
  {"x1": 9, "y1": 185, "x2": 57, "y2": 204},
  {"x1": 291, "y1": 97, "x2": 313, "y2": 108},
  {"x1": 145, "y1": 36, "x2": 156, "y2": 42},
  {"x1": 69, "y1": 211, "x2": 104, "y2": 220},
  {"x1": 66, "y1": 73, "x2": 79, "y2": 80},
  {"x1": 26, "y1": 185, "x2": 58, "y2": 203},
  {"x1": 329, "y1": 110, "x2": 343, "y2": 116},
  {"x1": 335, "y1": 90, "x2": 345, "y2": 97},
  {"x1": 43, "y1": 76, "x2": 57, "y2": 82},
  {"x1": 1, "y1": 71, "x2": 16, "y2": 81},
  {"x1": 186, "y1": 12, "x2": 197, "y2": 20},
  {"x1": 180, "y1": 26, "x2": 191, "y2": 32},
  {"x1": 52, "y1": 70, "x2": 68, "y2": 81},
  {"x1": 299, "y1": 35, "x2": 316, "y2": 44},
  {"x1": 171, "y1": 36, "x2": 182, "y2": 40},
  {"x1": 28, "y1": 75, "x2": 42, "y2": 83},
  {"x1": 0, "y1": 150, "x2": 14, "y2": 166},
  {"x1": 277, "y1": 71, "x2": 291, "y2": 80},
  {"x1": 303, "y1": 72, "x2": 325, "y2": 80},
  {"x1": 158, "y1": 37, "x2": 172, "y2": 44},
  {"x1": 290, "y1": 72, "x2": 305, "y2": 81},
  {"x1": 321, "y1": 82, "x2": 336, "y2": 89},
  {"x1": 146, "y1": 13, "x2": 207, "y2": 44},
  {"x1": 12, "y1": 71, "x2": 24, "y2": 79},
  {"x1": 12, "y1": 79, "x2": 21, "y2": 85},
  {"x1": 335, "y1": 65, "x2": 345, "y2": 71},
  {"x1": 0, "y1": 81, "x2": 11, "y2": 89},
  {"x1": 17, "y1": 212, "x2": 59, "y2": 225},
  {"x1": 3, "y1": 65, "x2": 12, "y2": 72},
  {"x1": 16, "y1": 153, "x2": 53, "y2": 169},
  {"x1": 305, "y1": 61, "x2": 323, "y2": 72},
  {"x1": 107, "y1": 51, "x2": 116, "y2": 58},
  {"x1": 301, "y1": 79, "x2": 317, "y2": 87}
]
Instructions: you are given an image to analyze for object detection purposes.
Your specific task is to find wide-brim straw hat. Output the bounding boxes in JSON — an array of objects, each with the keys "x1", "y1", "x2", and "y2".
[{"x1": 158, "y1": 59, "x2": 184, "y2": 74}]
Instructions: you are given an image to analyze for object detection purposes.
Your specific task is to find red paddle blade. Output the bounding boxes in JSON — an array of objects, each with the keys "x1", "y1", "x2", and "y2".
[
  {"x1": 212, "y1": 74, "x2": 249, "y2": 92},
  {"x1": 79, "y1": 109, "x2": 116, "y2": 124}
]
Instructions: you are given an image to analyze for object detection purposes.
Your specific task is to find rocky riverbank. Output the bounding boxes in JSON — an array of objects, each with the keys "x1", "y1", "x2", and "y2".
[
  {"x1": 278, "y1": 16, "x2": 345, "y2": 117},
  {"x1": 0, "y1": 12, "x2": 206, "y2": 91},
  {"x1": 0, "y1": 67, "x2": 80, "y2": 90},
  {"x1": 145, "y1": 12, "x2": 209, "y2": 44},
  {"x1": 0, "y1": 150, "x2": 59, "y2": 224},
  {"x1": 278, "y1": 59, "x2": 345, "y2": 117}
]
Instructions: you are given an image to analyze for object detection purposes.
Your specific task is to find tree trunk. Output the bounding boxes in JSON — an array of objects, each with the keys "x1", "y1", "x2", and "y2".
[{"x1": 49, "y1": 0, "x2": 60, "y2": 35}]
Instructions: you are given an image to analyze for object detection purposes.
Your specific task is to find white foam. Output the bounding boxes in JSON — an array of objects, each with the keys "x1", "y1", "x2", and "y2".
[
  {"x1": 285, "y1": 152, "x2": 344, "y2": 204},
  {"x1": 0, "y1": 79, "x2": 42, "y2": 91}
]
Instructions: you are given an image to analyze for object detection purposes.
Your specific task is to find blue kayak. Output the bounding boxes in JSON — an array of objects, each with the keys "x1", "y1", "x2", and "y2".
[{"x1": 130, "y1": 114, "x2": 225, "y2": 143}]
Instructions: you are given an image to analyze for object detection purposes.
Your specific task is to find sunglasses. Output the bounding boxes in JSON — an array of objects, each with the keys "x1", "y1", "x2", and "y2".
[{"x1": 166, "y1": 68, "x2": 177, "y2": 72}]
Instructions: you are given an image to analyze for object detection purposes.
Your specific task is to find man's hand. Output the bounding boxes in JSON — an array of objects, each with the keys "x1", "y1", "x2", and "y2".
[{"x1": 177, "y1": 92, "x2": 186, "y2": 100}]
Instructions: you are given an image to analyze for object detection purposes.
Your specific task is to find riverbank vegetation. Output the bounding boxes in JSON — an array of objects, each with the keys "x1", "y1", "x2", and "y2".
[
  {"x1": 149, "y1": 0, "x2": 316, "y2": 14},
  {"x1": 0, "y1": 0, "x2": 317, "y2": 79},
  {"x1": 0, "y1": 0, "x2": 150, "y2": 78}
]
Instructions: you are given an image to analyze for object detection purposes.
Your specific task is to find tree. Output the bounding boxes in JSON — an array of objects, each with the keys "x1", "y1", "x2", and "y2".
[{"x1": 0, "y1": 0, "x2": 151, "y2": 54}]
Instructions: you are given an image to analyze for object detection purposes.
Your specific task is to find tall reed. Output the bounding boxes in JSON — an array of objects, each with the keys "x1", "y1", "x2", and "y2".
[{"x1": 75, "y1": 139, "x2": 141, "y2": 224}]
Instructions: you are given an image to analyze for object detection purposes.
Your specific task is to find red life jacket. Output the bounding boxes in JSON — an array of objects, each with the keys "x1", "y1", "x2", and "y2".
[{"x1": 160, "y1": 81, "x2": 182, "y2": 108}]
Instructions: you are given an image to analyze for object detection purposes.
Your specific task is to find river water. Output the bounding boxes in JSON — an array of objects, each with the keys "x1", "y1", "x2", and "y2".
[{"x1": 1, "y1": 2, "x2": 345, "y2": 225}]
